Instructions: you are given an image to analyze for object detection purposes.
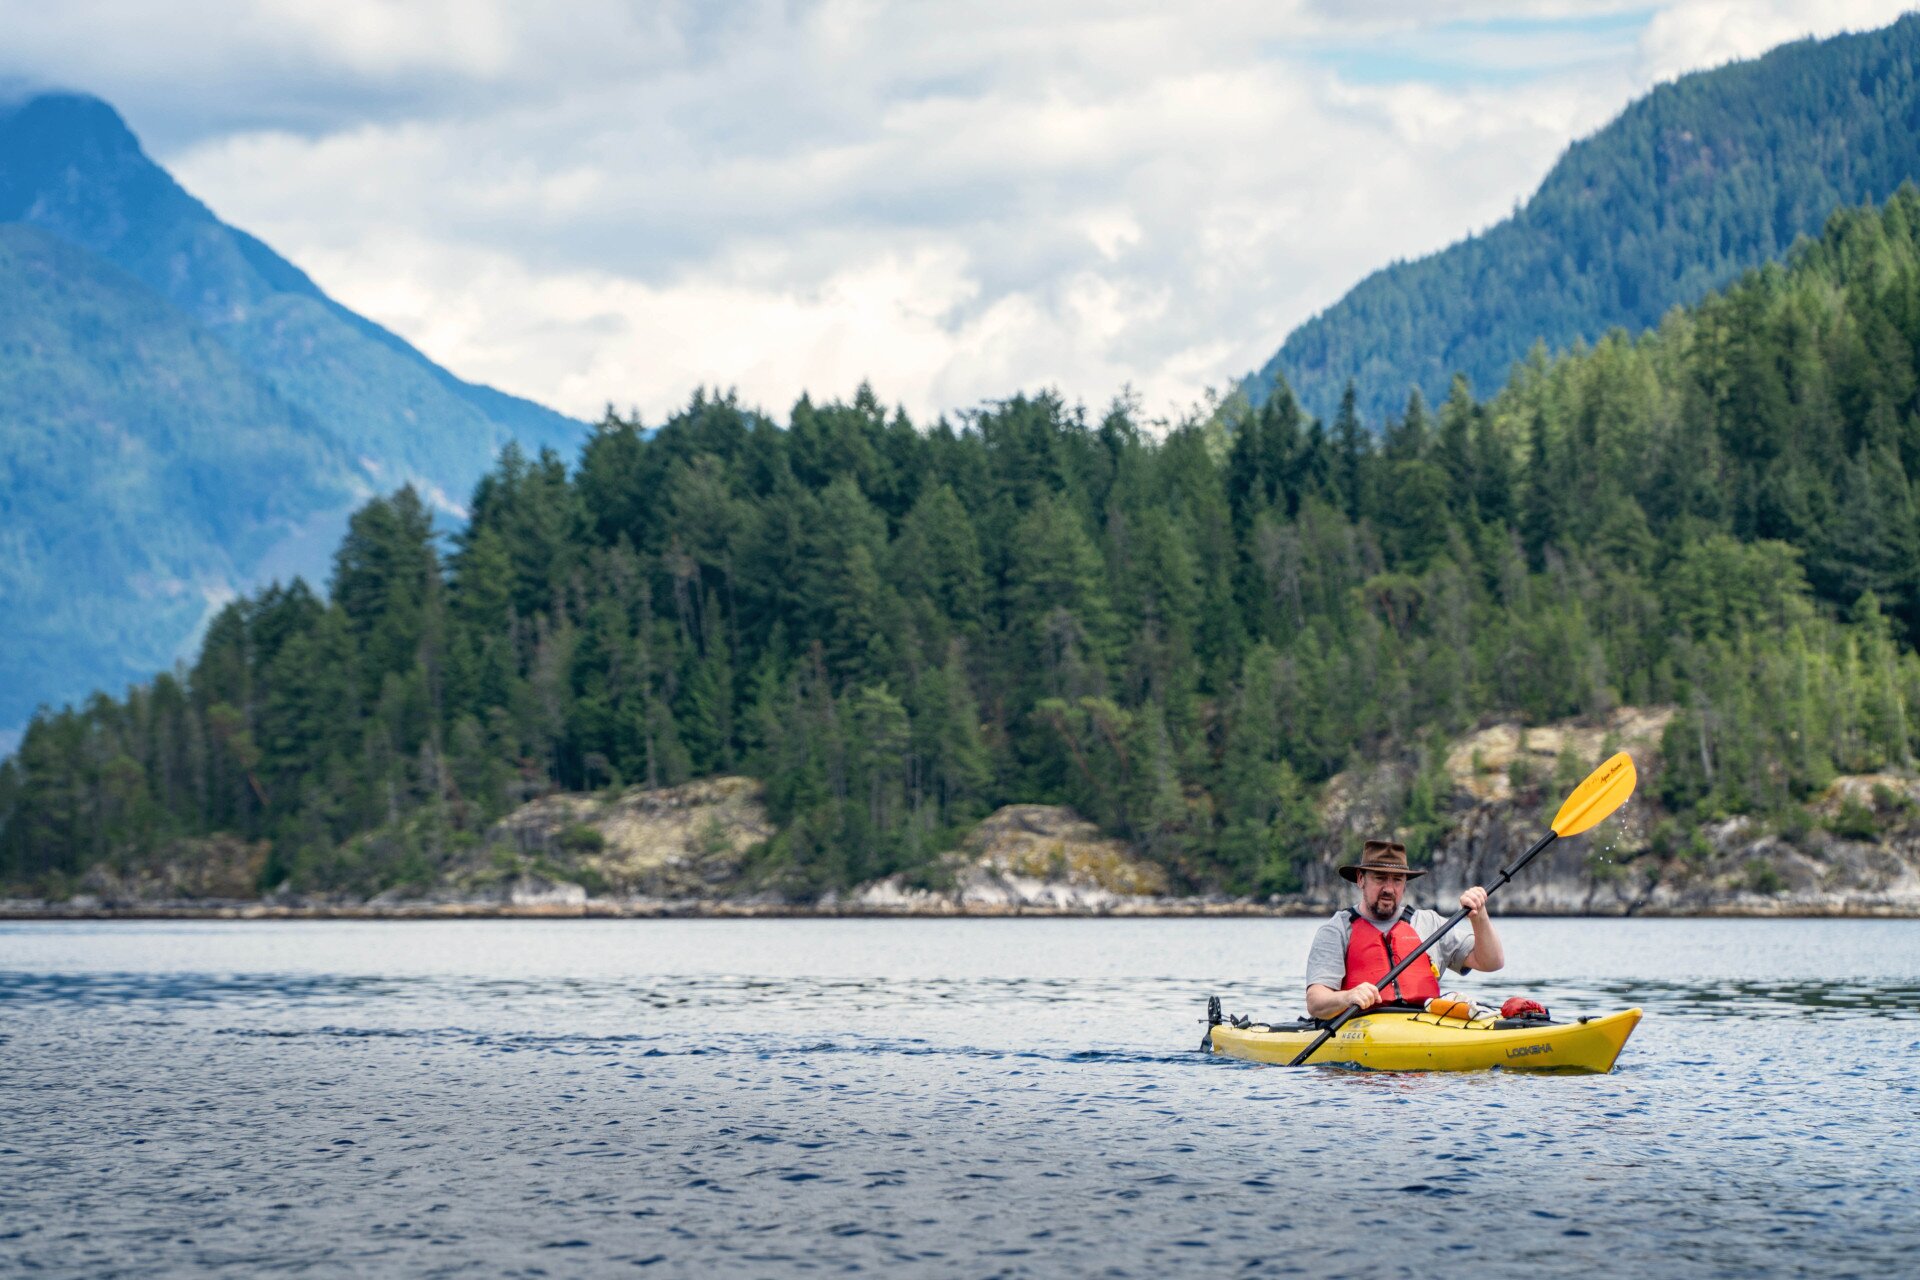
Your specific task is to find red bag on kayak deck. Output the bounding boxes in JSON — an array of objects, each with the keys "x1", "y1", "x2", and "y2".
[{"x1": 1501, "y1": 997, "x2": 1548, "y2": 1019}]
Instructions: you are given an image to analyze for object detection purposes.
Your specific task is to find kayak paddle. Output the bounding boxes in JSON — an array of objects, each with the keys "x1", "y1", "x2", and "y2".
[{"x1": 1287, "y1": 750, "x2": 1637, "y2": 1067}]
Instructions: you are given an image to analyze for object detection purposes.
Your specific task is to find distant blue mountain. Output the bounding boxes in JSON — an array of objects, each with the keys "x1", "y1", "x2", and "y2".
[
  {"x1": 1248, "y1": 14, "x2": 1920, "y2": 425},
  {"x1": 0, "y1": 91, "x2": 586, "y2": 742}
]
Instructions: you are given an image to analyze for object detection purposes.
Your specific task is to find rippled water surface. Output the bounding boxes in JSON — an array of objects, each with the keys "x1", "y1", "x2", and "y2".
[{"x1": 2, "y1": 918, "x2": 1916, "y2": 1277}]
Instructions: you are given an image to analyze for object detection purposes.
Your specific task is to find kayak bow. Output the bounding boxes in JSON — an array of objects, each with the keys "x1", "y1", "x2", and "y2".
[{"x1": 1210, "y1": 1006, "x2": 1642, "y2": 1074}]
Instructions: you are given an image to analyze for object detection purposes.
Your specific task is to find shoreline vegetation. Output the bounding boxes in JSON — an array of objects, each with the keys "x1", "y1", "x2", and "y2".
[
  {"x1": 9, "y1": 706, "x2": 1919, "y2": 920},
  {"x1": 13, "y1": 195, "x2": 1920, "y2": 915}
]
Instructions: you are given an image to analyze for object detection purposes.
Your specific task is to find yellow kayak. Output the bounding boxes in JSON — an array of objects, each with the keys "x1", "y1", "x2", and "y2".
[{"x1": 1207, "y1": 1007, "x2": 1642, "y2": 1074}]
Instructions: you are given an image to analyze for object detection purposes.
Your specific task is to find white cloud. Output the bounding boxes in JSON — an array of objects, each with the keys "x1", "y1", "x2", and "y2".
[
  {"x1": 5, "y1": 0, "x2": 1917, "y2": 427},
  {"x1": 1636, "y1": 1, "x2": 1917, "y2": 83}
]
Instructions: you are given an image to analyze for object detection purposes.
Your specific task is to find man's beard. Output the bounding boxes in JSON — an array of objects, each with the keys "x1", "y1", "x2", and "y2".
[{"x1": 1368, "y1": 893, "x2": 1399, "y2": 920}]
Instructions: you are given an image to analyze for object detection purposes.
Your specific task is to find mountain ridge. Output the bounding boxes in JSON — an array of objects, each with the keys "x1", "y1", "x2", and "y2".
[
  {"x1": 0, "y1": 91, "x2": 583, "y2": 498},
  {"x1": 1249, "y1": 13, "x2": 1920, "y2": 424},
  {"x1": 0, "y1": 89, "x2": 587, "y2": 739}
]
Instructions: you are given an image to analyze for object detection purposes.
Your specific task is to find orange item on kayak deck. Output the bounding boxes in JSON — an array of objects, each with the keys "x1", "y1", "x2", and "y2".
[{"x1": 1425, "y1": 997, "x2": 1475, "y2": 1021}]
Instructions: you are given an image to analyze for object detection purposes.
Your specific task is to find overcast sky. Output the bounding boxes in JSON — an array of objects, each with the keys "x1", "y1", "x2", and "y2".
[{"x1": 4, "y1": 1, "x2": 1917, "y2": 427}]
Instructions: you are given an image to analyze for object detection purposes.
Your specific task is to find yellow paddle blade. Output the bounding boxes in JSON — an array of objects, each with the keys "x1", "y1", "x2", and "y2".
[{"x1": 1551, "y1": 751, "x2": 1637, "y2": 836}]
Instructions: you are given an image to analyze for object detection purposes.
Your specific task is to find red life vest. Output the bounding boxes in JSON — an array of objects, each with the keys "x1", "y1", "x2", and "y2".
[{"x1": 1341, "y1": 907, "x2": 1441, "y2": 1004}]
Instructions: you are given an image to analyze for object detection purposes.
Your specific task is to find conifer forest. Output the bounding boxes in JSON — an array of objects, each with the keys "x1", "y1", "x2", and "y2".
[{"x1": 11, "y1": 192, "x2": 1920, "y2": 899}]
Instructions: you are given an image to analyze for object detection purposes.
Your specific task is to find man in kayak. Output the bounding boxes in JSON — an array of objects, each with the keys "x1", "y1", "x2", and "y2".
[{"x1": 1303, "y1": 839, "x2": 1505, "y2": 1019}]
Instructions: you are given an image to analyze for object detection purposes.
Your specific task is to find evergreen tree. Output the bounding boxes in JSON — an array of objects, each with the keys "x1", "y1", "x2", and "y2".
[{"x1": 1331, "y1": 381, "x2": 1371, "y2": 523}]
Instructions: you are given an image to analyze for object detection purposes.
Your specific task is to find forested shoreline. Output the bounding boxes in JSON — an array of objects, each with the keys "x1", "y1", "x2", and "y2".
[{"x1": 9, "y1": 192, "x2": 1920, "y2": 902}]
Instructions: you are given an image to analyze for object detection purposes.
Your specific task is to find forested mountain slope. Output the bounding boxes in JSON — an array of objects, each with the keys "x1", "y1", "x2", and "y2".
[
  {"x1": 1250, "y1": 14, "x2": 1920, "y2": 426},
  {"x1": 0, "y1": 91, "x2": 585, "y2": 738},
  {"x1": 0, "y1": 223, "x2": 357, "y2": 733},
  {"x1": 10, "y1": 189, "x2": 1920, "y2": 901}
]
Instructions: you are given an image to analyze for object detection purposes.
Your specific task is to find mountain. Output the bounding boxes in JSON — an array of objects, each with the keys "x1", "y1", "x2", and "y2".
[
  {"x1": 1249, "y1": 14, "x2": 1920, "y2": 424},
  {"x1": 0, "y1": 91, "x2": 586, "y2": 741},
  {"x1": 0, "y1": 223, "x2": 355, "y2": 732}
]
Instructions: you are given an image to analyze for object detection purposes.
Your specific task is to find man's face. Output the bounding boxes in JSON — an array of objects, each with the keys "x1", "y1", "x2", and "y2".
[{"x1": 1360, "y1": 870, "x2": 1408, "y2": 918}]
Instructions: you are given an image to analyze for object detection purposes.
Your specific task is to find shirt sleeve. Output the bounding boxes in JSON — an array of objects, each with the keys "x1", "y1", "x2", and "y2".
[{"x1": 1305, "y1": 918, "x2": 1348, "y2": 990}]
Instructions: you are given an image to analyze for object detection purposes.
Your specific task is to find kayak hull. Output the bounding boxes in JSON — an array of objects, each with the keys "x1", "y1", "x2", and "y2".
[{"x1": 1208, "y1": 1007, "x2": 1642, "y2": 1074}]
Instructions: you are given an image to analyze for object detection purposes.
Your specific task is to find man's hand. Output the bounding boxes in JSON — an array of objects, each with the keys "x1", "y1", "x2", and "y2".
[
  {"x1": 1345, "y1": 982, "x2": 1382, "y2": 1010},
  {"x1": 1459, "y1": 885, "x2": 1489, "y2": 918}
]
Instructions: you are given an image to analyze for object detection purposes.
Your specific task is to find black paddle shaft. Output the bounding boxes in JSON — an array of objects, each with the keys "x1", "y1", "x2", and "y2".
[{"x1": 1285, "y1": 830, "x2": 1559, "y2": 1067}]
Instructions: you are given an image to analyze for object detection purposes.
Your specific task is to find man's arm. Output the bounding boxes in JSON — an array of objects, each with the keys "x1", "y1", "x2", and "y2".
[
  {"x1": 1459, "y1": 886, "x2": 1504, "y2": 972},
  {"x1": 1303, "y1": 918, "x2": 1380, "y2": 1018},
  {"x1": 1307, "y1": 981, "x2": 1381, "y2": 1020}
]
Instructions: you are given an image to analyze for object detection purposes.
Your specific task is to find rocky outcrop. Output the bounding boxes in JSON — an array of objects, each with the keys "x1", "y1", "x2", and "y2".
[
  {"x1": 331, "y1": 775, "x2": 777, "y2": 913},
  {"x1": 1410, "y1": 804, "x2": 1920, "y2": 916},
  {"x1": 1442, "y1": 706, "x2": 1677, "y2": 804},
  {"x1": 366, "y1": 873, "x2": 590, "y2": 915},
  {"x1": 833, "y1": 804, "x2": 1183, "y2": 915},
  {"x1": 65, "y1": 835, "x2": 270, "y2": 903},
  {"x1": 1311, "y1": 707, "x2": 1920, "y2": 916},
  {"x1": 1, "y1": 778, "x2": 780, "y2": 918},
  {"x1": 478, "y1": 775, "x2": 774, "y2": 898}
]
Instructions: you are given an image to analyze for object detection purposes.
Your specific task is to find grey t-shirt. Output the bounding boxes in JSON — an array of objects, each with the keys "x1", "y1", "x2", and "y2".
[{"x1": 1305, "y1": 906, "x2": 1476, "y2": 996}]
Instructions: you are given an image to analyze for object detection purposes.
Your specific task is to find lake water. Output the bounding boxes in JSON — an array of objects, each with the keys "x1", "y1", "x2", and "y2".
[{"x1": 2, "y1": 918, "x2": 1916, "y2": 1277}]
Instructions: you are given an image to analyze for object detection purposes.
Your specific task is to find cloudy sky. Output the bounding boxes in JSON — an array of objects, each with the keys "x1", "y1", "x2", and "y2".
[{"x1": 4, "y1": 0, "x2": 1917, "y2": 427}]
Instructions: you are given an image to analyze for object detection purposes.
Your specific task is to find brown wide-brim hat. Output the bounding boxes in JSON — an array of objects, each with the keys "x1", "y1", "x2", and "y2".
[{"x1": 1339, "y1": 839, "x2": 1427, "y2": 883}]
